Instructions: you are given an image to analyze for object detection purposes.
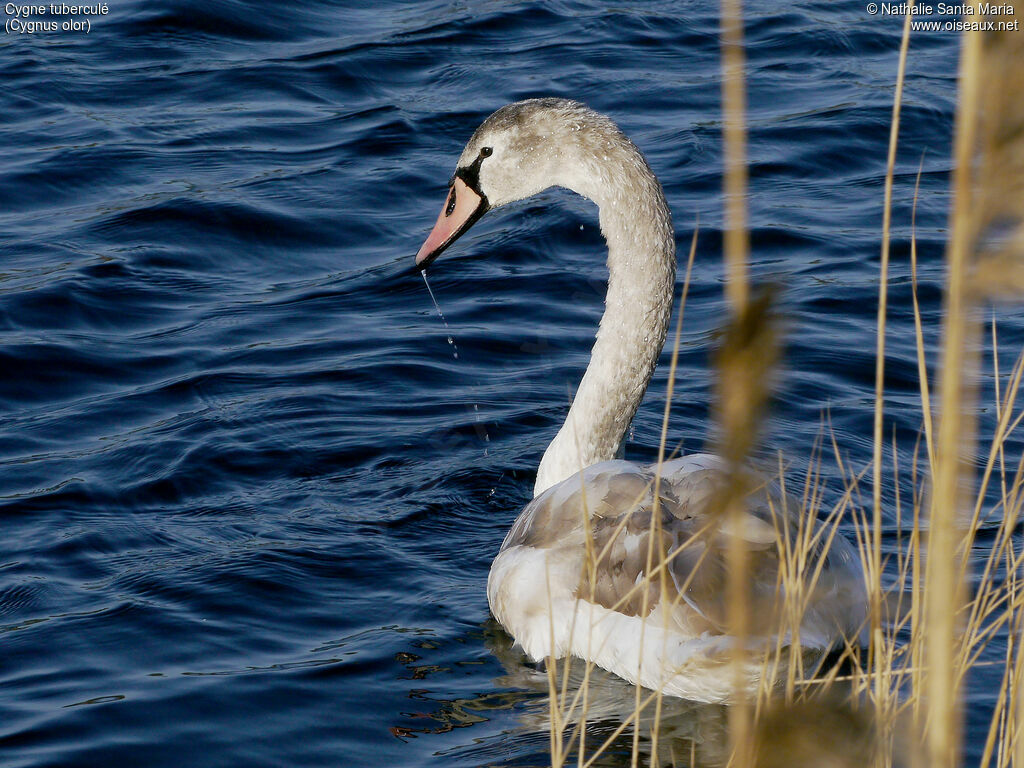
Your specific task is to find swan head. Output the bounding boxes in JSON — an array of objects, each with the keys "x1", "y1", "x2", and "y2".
[{"x1": 415, "y1": 98, "x2": 622, "y2": 269}]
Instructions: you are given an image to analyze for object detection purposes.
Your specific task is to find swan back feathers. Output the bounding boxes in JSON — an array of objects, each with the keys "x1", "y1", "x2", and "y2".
[{"x1": 489, "y1": 455, "x2": 866, "y2": 667}]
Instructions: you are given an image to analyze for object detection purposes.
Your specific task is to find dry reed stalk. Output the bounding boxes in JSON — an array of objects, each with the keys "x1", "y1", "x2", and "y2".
[
  {"x1": 908, "y1": 167, "x2": 930, "y2": 736},
  {"x1": 1015, "y1": 560, "x2": 1024, "y2": 768},
  {"x1": 719, "y1": 0, "x2": 755, "y2": 763},
  {"x1": 721, "y1": 0, "x2": 749, "y2": 314},
  {"x1": 963, "y1": 33, "x2": 1024, "y2": 768},
  {"x1": 713, "y1": 290, "x2": 781, "y2": 764},
  {"x1": 923, "y1": 10, "x2": 983, "y2": 768},
  {"x1": 968, "y1": 10, "x2": 1024, "y2": 297},
  {"x1": 872, "y1": 14, "x2": 913, "y2": 737},
  {"x1": 646, "y1": 231, "x2": 699, "y2": 766}
]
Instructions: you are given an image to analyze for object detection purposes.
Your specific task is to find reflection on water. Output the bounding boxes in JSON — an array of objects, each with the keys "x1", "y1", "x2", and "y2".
[
  {"x1": 396, "y1": 622, "x2": 729, "y2": 767},
  {"x1": 397, "y1": 621, "x2": 890, "y2": 768}
]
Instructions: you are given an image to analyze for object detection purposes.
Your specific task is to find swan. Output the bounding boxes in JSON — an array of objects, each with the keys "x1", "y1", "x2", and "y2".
[{"x1": 414, "y1": 98, "x2": 865, "y2": 703}]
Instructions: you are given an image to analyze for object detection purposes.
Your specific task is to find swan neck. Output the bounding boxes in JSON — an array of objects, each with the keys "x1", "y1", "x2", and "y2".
[{"x1": 533, "y1": 150, "x2": 675, "y2": 496}]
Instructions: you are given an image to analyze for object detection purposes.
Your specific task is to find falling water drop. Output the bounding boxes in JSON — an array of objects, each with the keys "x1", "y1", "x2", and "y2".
[
  {"x1": 489, "y1": 472, "x2": 505, "y2": 497},
  {"x1": 421, "y1": 270, "x2": 491, "y2": 447},
  {"x1": 422, "y1": 271, "x2": 460, "y2": 361}
]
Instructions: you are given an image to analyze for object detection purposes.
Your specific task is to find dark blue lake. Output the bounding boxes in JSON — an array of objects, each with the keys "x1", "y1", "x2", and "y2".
[{"x1": 1, "y1": 2, "x2": 1017, "y2": 766}]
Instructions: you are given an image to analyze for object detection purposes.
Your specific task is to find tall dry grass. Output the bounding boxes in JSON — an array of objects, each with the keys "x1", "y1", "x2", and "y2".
[{"x1": 536, "y1": 5, "x2": 1024, "y2": 768}]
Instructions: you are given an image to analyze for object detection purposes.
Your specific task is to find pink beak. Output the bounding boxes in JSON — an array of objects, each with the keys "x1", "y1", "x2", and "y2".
[{"x1": 415, "y1": 176, "x2": 487, "y2": 269}]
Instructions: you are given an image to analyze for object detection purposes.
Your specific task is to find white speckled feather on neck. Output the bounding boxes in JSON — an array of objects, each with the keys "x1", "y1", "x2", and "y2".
[{"x1": 466, "y1": 100, "x2": 677, "y2": 495}]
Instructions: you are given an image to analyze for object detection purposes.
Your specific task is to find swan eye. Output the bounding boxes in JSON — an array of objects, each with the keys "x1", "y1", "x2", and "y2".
[
  {"x1": 480, "y1": 146, "x2": 493, "y2": 158},
  {"x1": 445, "y1": 187, "x2": 457, "y2": 216}
]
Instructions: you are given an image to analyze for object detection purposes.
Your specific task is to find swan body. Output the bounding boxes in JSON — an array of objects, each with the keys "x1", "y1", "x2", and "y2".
[{"x1": 415, "y1": 99, "x2": 865, "y2": 703}]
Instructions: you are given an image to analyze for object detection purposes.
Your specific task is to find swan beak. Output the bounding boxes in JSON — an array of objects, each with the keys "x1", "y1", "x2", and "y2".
[{"x1": 415, "y1": 176, "x2": 488, "y2": 270}]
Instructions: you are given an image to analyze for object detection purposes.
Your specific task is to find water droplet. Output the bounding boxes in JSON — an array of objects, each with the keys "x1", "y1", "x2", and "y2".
[
  {"x1": 422, "y1": 272, "x2": 460, "y2": 360},
  {"x1": 422, "y1": 272, "x2": 495, "y2": 456}
]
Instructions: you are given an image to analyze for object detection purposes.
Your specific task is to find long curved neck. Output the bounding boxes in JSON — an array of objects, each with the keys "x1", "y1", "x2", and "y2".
[{"x1": 533, "y1": 146, "x2": 676, "y2": 496}]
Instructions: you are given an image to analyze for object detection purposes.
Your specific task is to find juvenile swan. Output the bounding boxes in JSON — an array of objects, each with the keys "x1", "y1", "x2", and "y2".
[{"x1": 415, "y1": 99, "x2": 865, "y2": 703}]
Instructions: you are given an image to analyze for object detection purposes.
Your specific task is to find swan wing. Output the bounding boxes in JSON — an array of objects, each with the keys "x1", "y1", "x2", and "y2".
[{"x1": 501, "y1": 455, "x2": 862, "y2": 645}]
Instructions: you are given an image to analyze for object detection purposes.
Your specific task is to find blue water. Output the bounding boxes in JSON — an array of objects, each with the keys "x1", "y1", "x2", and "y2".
[{"x1": 1, "y1": 2, "x2": 1018, "y2": 766}]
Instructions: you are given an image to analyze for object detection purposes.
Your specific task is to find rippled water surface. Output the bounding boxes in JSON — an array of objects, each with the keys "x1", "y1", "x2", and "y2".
[{"x1": 1, "y1": 2, "x2": 1018, "y2": 766}]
